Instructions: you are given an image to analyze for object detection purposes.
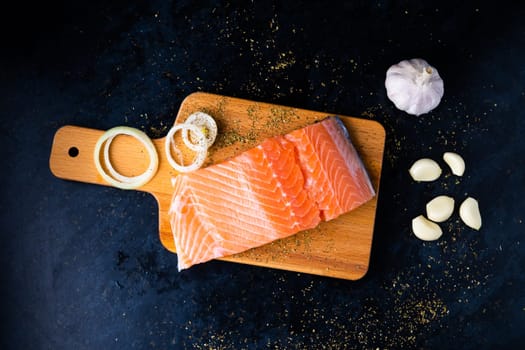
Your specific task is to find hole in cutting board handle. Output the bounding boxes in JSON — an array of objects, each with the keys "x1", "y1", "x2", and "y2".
[{"x1": 68, "y1": 146, "x2": 79, "y2": 158}]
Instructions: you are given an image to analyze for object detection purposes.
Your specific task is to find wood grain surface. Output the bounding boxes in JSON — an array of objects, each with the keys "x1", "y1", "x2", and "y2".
[{"x1": 49, "y1": 92, "x2": 386, "y2": 280}]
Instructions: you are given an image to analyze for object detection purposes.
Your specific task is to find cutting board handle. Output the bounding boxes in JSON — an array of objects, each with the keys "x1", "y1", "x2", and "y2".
[
  {"x1": 49, "y1": 125, "x2": 173, "y2": 194},
  {"x1": 50, "y1": 125, "x2": 105, "y2": 186},
  {"x1": 49, "y1": 124, "x2": 175, "y2": 251}
]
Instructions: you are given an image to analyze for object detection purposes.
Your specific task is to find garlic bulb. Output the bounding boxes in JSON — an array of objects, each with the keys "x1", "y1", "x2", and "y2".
[{"x1": 385, "y1": 58, "x2": 444, "y2": 116}]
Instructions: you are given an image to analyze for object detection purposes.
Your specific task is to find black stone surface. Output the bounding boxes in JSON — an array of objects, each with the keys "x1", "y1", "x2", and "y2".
[{"x1": 1, "y1": 1, "x2": 524, "y2": 349}]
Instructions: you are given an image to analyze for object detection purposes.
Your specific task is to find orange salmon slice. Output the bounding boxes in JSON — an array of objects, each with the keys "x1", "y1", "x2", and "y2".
[{"x1": 169, "y1": 117, "x2": 375, "y2": 271}]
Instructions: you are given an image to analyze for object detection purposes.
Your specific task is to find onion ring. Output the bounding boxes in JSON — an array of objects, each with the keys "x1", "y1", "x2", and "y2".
[
  {"x1": 165, "y1": 123, "x2": 208, "y2": 173},
  {"x1": 182, "y1": 112, "x2": 218, "y2": 151},
  {"x1": 93, "y1": 126, "x2": 159, "y2": 189}
]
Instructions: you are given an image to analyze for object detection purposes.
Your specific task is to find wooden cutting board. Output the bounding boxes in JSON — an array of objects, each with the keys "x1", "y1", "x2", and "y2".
[{"x1": 49, "y1": 92, "x2": 385, "y2": 280}]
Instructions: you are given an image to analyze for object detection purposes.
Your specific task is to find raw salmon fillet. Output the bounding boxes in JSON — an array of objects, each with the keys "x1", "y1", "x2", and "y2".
[{"x1": 169, "y1": 117, "x2": 375, "y2": 271}]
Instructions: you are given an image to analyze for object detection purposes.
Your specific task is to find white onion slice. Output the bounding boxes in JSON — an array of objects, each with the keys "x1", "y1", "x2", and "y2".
[
  {"x1": 103, "y1": 135, "x2": 142, "y2": 183},
  {"x1": 165, "y1": 123, "x2": 208, "y2": 173},
  {"x1": 182, "y1": 112, "x2": 218, "y2": 151},
  {"x1": 94, "y1": 126, "x2": 159, "y2": 189}
]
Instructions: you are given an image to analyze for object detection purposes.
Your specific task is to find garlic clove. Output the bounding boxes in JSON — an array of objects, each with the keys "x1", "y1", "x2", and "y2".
[
  {"x1": 409, "y1": 158, "x2": 442, "y2": 181},
  {"x1": 412, "y1": 215, "x2": 443, "y2": 241},
  {"x1": 443, "y1": 152, "x2": 465, "y2": 176},
  {"x1": 459, "y1": 197, "x2": 482, "y2": 230},
  {"x1": 426, "y1": 195, "x2": 455, "y2": 222}
]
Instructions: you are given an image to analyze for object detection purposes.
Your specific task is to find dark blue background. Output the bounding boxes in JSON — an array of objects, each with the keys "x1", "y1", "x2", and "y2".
[{"x1": 1, "y1": 1, "x2": 524, "y2": 349}]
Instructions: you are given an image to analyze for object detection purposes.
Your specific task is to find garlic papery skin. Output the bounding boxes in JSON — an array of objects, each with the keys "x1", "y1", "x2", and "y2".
[
  {"x1": 409, "y1": 158, "x2": 442, "y2": 182},
  {"x1": 459, "y1": 197, "x2": 482, "y2": 230},
  {"x1": 443, "y1": 152, "x2": 465, "y2": 176},
  {"x1": 385, "y1": 58, "x2": 444, "y2": 116},
  {"x1": 426, "y1": 195, "x2": 455, "y2": 222},
  {"x1": 412, "y1": 215, "x2": 443, "y2": 241}
]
